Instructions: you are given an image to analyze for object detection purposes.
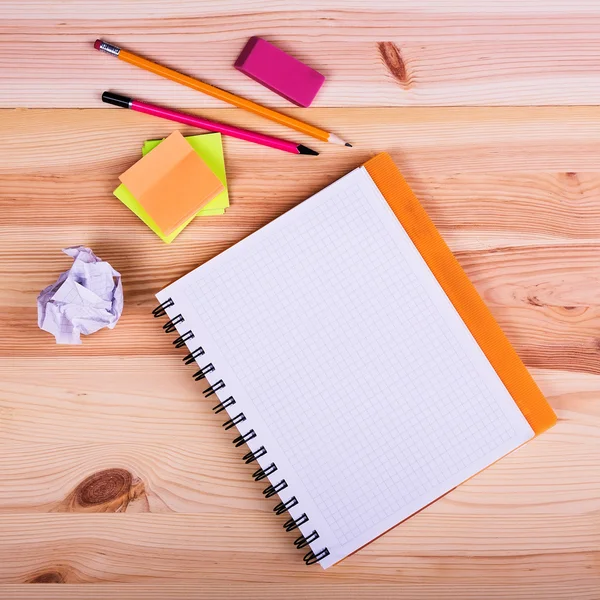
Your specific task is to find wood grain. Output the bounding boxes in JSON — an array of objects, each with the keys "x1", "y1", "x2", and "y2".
[
  {"x1": 2, "y1": 584, "x2": 600, "y2": 600},
  {"x1": 2, "y1": 2, "x2": 600, "y2": 108},
  {"x1": 2, "y1": 1, "x2": 600, "y2": 598}
]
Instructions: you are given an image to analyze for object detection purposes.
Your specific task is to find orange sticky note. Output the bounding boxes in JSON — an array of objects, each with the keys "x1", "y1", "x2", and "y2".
[{"x1": 119, "y1": 130, "x2": 225, "y2": 236}]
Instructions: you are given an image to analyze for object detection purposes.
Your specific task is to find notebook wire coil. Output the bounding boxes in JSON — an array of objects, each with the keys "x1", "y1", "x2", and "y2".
[{"x1": 154, "y1": 298, "x2": 331, "y2": 566}]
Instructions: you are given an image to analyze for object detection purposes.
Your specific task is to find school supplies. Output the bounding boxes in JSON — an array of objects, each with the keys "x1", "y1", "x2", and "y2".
[
  {"x1": 102, "y1": 92, "x2": 318, "y2": 156},
  {"x1": 152, "y1": 153, "x2": 556, "y2": 568},
  {"x1": 95, "y1": 40, "x2": 351, "y2": 147},
  {"x1": 119, "y1": 131, "x2": 224, "y2": 236},
  {"x1": 235, "y1": 37, "x2": 325, "y2": 107},
  {"x1": 114, "y1": 132, "x2": 229, "y2": 243}
]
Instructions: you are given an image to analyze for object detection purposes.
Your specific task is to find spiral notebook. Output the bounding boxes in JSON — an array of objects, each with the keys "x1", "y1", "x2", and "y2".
[{"x1": 153, "y1": 153, "x2": 556, "y2": 569}]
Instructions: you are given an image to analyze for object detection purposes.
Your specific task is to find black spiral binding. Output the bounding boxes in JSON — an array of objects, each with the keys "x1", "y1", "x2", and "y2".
[
  {"x1": 233, "y1": 429, "x2": 257, "y2": 447},
  {"x1": 204, "y1": 380, "x2": 225, "y2": 397},
  {"x1": 213, "y1": 396, "x2": 236, "y2": 414},
  {"x1": 173, "y1": 330, "x2": 194, "y2": 348},
  {"x1": 263, "y1": 479, "x2": 288, "y2": 498},
  {"x1": 223, "y1": 413, "x2": 246, "y2": 430},
  {"x1": 274, "y1": 496, "x2": 297, "y2": 515},
  {"x1": 153, "y1": 298, "x2": 331, "y2": 566},
  {"x1": 294, "y1": 530, "x2": 319, "y2": 549},
  {"x1": 184, "y1": 347, "x2": 205, "y2": 365},
  {"x1": 243, "y1": 446, "x2": 266, "y2": 464},
  {"x1": 163, "y1": 314, "x2": 184, "y2": 333},
  {"x1": 194, "y1": 363, "x2": 215, "y2": 381},
  {"x1": 284, "y1": 512, "x2": 308, "y2": 532},
  {"x1": 254, "y1": 463, "x2": 277, "y2": 482},
  {"x1": 152, "y1": 298, "x2": 174, "y2": 318}
]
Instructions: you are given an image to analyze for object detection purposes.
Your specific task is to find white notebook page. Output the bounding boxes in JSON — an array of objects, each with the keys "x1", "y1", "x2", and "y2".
[{"x1": 157, "y1": 166, "x2": 534, "y2": 568}]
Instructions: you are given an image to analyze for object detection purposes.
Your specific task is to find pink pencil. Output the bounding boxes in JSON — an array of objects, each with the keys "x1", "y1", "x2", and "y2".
[{"x1": 101, "y1": 92, "x2": 319, "y2": 156}]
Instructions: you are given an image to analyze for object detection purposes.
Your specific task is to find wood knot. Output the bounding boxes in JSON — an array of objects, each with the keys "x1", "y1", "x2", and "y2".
[
  {"x1": 77, "y1": 468, "x2": 132, "y2": 506},
  {"x1": 527, "y1": 295, "x2": 544, "y2": 307},
  {"x1": 28, "y1": 570, "x2": 65, "y2": 583},
  {"x1": 526, "y1": 294, "x2": 587, "y2": 317},
  {"x1": 378, "y1": 42, "x2": 411, "y2": 88},
  {"x1": 53, "y1": 468, "x2": 148, "y2": 513}
]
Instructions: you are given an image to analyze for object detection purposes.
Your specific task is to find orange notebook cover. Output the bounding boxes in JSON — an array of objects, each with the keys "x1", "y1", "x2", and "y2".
[
  {"x1": 119, "y1": 130, "x2": 225, "y2": 236},
  {"x1": 364, "y1": 152, "x2": 556, "y2": 436}
]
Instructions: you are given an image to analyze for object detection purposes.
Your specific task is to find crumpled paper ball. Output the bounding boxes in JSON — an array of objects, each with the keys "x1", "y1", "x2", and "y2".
[{"x1": 37, "y1": 246, "x2": 123, "y2": 344}]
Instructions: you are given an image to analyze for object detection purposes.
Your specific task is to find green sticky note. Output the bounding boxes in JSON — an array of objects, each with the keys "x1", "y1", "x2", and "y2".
[{"x1": 114, "y1": 132, "x2": 229, "y2": 244}]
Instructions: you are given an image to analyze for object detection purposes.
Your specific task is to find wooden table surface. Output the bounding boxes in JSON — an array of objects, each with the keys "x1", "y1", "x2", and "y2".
[{"x1": 1, "y1": 1, "x2": 600, "y2": 598}]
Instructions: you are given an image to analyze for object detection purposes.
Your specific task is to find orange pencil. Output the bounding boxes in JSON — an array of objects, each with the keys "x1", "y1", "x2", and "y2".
[{"x1": 94, "y1": 40, "x2": 351, "y2": 147}]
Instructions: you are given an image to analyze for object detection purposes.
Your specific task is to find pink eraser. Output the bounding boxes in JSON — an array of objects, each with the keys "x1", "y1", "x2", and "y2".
[{"x1": 235, "y1": 37, "x2": 325, "y2": 107}]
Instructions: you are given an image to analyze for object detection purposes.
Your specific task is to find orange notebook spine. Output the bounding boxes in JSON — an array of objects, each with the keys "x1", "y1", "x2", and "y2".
[{"x1": 364, "y1": 153, "x2": 556, "y2": 435}]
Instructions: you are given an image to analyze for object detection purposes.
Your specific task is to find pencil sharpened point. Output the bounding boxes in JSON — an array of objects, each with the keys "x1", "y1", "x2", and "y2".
[
  {"x1": 345, "y1": 142, "x2": 353, "y2": 147},
  {"x1": 298, "y1": 144, "x2": 319, "y2": 156},
  {"x1": 94, "y1": 39, "x2": 102, "y2": 50}
]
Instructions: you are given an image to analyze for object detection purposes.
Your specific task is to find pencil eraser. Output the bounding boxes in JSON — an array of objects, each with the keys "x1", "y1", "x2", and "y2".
[{"x1": 234, "y1": 37, "x2": 325, "y2": 108}]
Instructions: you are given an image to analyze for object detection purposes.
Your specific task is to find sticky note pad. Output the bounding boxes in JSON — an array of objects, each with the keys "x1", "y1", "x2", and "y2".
[
  {"x1": 235, "y1": 37, "x2": 325, "y2": 107},
  {"x1": 114, "y1": 132, "x2": 229, "y2": 244},
  {"x1": 142, "y1": 134, "x2": 228, "y2": 214},
  {"x1": 119, "y1": 130, "x2": 225, "y2": 236}
]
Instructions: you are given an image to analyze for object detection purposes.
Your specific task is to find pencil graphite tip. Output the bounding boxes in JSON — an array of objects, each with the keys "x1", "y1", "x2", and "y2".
[
  {"x1": 345, "y1": 142, "x2": 353, "y2": 147},
  {"x1": 298, "y1": 145, "x2": 319, "y2": 156},
  {"x1": 327, "y1": 133, "x2": 350, "y2": 146}
]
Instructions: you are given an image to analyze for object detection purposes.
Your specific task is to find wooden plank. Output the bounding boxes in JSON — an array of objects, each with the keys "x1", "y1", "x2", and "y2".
[
  {"x1": 1, "y1": 582, "x2": 600, "y2": 600},
  {"x1": 4, "y1": 107, "x2": 600, "y2": 175},
  {"x1": 6, "y1": 0, "x2": 600, "y2": 20},
  {"x1": 0, "y1": 513, "x2": 599, "y2": 585},
  {"x1": 0, "y1": 423, "x2": 598, "y2": 515},
  {"x1": 2, "y1": 2, "x2": 600, "y2": 108},
  {"x1": 0, "y1": 357, "x2": 593, "y2": 444},
  {"x1": 0, "y1": 107, "x2": 598, "y2": 368},
  {"x1": 0, "y1": 441, "x2": 266, "y2": 515},
  {"x1": 0, "y1": 242, "x2": 597, "y2": 367},
  {"x1": 2, "y1": 170, "x2": 600, "y2": 243},
  {"x1": 0, "y1": 363, "x2": 598, "y2": 516}
]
